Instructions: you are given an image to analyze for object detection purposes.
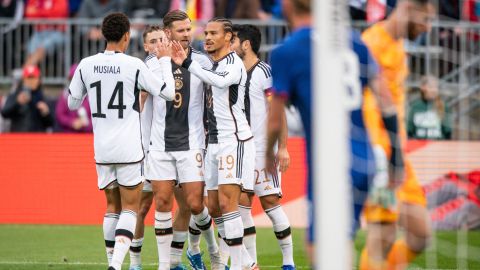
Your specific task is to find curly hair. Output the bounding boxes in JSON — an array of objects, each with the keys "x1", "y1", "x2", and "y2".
[
  {"x1": 232, "y1": 24, "x2": 261, "y2": 55},
  {"x1": 101, "y1": 12, "x2": 130, "y2": 43}
]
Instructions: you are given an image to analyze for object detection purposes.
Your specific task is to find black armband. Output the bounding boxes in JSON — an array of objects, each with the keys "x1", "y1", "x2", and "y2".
[{"x1": 382, "y1": 114, "x2": 404, "y2": 169}]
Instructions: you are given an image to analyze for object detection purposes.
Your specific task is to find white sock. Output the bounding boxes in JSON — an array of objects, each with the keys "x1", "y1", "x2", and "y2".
[
  {"x1": 223, "y1": 211, "x2": 244, "y2": 270},
  {"x1": 155, "y1": 211, "x2": 173, "y2": 270},
  {"x1": 239, "y1": 205, "x2": 257, "y2": 262},
  {"x1": 129, "y1": 237, "x2": 143, "y2": 267},
  {"x1": 103, "y1": 213, "x2": 119, "y2": 265},
  {"x1": 188, "y1": 216, "x2": 202, "y2": 255},
  {"x1": 111, "y1": 210, "x2": 137, "y2": 270},
  {"x1": 171, "y1": 231, "x2": 187, "y2": 267},
  {"x1": 214, "y1": 217, "x2": 229, "y2": 264},
  {"x1": 266, "y1": 205, "x2": 294, "y2": 266},
  {"x1": 194, "y1": 207, "x2": 219, "y2": 254}
]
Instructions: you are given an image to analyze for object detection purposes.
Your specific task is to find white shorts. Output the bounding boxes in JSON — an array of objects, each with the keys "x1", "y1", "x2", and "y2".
[
  {"x1": 145, "y1": 149, "x2": 205, "y2": 184},
  {"x1": 96, "y1": 162, "x2": 144, "y2": 190},
  {"x1": 253, "y1": 153, "x2": 282, "y2": 197},
  {"x1": 205, "y1": 140, "x2": 255, "y2": 191}
]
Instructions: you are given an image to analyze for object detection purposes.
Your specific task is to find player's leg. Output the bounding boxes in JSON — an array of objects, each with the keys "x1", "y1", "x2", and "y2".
[
  {"x1": 129, "y1": 183, "x2": 153, "y2": 270},
  {"x1": 171, "y1": 187, "x2": 191, "y2": 270},
  {"x1": 97, "y1": 164, "x2": 121, "y2": 266},
  {"x1": 146, "y1": 151, "x2": 177, "y2": 270},
  {"x1": 386, "y1": 161, "x2": 431, "y2": 270},
  {"x1": 103, "y1": 185, "x2": 122, "y2": 265},
  {"x1": 239, "y1": 193, "x2": 256, "y2": 263},
  {"x1": 109, "y1": 162, "x2": 145, "y2": 270}
]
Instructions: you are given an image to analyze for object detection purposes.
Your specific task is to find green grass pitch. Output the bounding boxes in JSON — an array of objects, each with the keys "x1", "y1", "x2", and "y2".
[{"x1": 0, "y1": 225, "x2": 479, "y2": 269}]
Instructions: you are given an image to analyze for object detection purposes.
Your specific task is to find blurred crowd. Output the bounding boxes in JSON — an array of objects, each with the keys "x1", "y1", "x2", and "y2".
[{"x1": 349, "y1": 0, "x2": 480, "y2": 22}]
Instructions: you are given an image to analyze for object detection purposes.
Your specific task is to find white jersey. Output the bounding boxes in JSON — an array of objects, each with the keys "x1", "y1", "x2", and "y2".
[
  {"x1": 187, "y1": 51, "x2": 252, "y2": 143},
  {"x1": 149, "y1": 48, "x2": 212, "y2": 152},
  {"x1": 141, "y1": 93, "x2": 153, "y2": 152},
  {"x1": 68, "y1": 50, "x2": 174, "y2": 164},
  {"x1": 244, "y1": 60, "x2": 272, "y2": 153}
]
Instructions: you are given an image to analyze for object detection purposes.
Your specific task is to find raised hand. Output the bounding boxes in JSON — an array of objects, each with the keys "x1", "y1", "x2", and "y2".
[
  {"x1": 171, "y1": 41, "x2": 187, "y2": 66},
  {"x1": 155, "y1": 40, "x2": 172, "y2": 59}
]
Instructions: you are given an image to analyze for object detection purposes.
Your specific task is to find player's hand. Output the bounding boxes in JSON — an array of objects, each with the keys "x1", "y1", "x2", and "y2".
[
  {"x1": 369, "y1": 186, "x2": 396, "y2": 210},
  {"x1": 265, "y1": 149, "x2": 276, "y2": 175},
  {"x1": 171, "y1": 41, "x2": 187, "y2": 66},
  {"x1": 36, "y1": 101, "x2": 49, "y2": 116},
  {"x1": 155, "y1": 40, "x2": 171, "y2": 59},
  {"x1": 276, "y1": 147, "x2": 290, "y2": 173}
]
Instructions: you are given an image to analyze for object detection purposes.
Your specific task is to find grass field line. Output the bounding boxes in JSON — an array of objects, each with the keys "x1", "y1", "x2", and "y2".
[{"x1": 0, "y1": 261, "x2": 312, "y2": 269}]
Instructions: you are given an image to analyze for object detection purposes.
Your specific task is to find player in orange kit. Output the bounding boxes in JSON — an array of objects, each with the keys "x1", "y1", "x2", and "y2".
[{"x1": 360, "y1": 0, "x2": 436, "y2": 269}]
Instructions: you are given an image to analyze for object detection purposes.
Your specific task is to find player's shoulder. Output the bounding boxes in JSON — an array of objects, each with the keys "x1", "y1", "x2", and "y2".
[
  {"x1": 254, "y1": 61, "x2": 272, "y2": 79},
  {"x1": 191, "y1": 48, "x2": 213, "y2": 65}
]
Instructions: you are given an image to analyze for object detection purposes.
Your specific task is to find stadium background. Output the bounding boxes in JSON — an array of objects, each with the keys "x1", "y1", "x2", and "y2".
[{"x1": 1, "y1": 0, "x2": 480, "y2": 269}]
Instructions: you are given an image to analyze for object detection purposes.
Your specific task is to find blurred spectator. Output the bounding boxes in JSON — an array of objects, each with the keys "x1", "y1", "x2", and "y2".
[
  {"x1": 170, "y1": 0, "x2": 214, "y2": 21},
  {"x1": 77, "y1": 0, "x2": 126, "y2": 41},
  {"x1": 439, "y1": 0, "x2": 460, "y2": 20},
  {"x1": 24, "y1": 0, "x2": 69, "y2": 66},
  {"x1": 407, "y1": 75, "x2": 452, "y2": 140},
  {"x1": 69, "y1": 0, "x2": 84, "y2": 16},
  {"x1": 215, "y1": 0, "x2": 264, "y2": 19},
  {"x1": 0, "y1": 95, "x2": 11, "y2": 132},
  {"x1": 0, "y1": 0, "x2": 24, "y2": 34},
  {"x1": 1, "y1": 65, "x2": 54, "y2": 132},
  {"x1": 125, "y1": 0, "x2": 171, "y2": 19},
  {"x1": 55, "y1": 64, "x2": 92, "y2": 133}
]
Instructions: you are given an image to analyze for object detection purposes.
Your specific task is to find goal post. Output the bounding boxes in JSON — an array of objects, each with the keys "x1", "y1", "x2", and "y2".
[{"x1": 313, "y1": 0, "x2": 352, "y2": 269}]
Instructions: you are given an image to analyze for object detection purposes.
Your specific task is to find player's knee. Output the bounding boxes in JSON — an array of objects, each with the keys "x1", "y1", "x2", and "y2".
[
  {"x1": 406, "y1": 224, "x2": 431, "y2": 252},
  {"x1": 260, "y1": 195, "x2": 280, "y2": 210},
  {"x1": 188, "y1": 199, "x2": 204, "y2": 215},
  {"x1": 154, "y1": 195, "x2": 172, "y2": 211}
]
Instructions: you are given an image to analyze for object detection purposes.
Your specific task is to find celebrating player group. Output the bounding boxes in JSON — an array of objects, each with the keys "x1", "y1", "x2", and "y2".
[{"x1": 68, "y1": 9, "x2": 294, "y2": 270}]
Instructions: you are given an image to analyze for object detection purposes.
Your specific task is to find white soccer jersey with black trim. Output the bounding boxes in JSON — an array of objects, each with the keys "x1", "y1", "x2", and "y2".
[
  {"x1": 188, "y1": 51, "x2": 252, "y2": 143},
  {"x1": 244, "y1": 60, "x2": 272, "y2": 153},
  {"x1": 149, "y1": 48, "x2": 212, "y2": 152},
  {"x1": 68, "y1": 50, "x2": 174, "y2": 164},
  {"x1": 141, "y1": 93, "x2": 153, "y2": 151}
]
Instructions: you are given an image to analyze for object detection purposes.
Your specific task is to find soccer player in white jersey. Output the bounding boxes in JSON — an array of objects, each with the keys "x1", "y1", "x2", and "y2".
[
  {"x1": 128, "y1": 25, "x2": 164, "y2": 270},
  {"x1": 172, "y1": 18, "x2": 256, "y2": 270},
  {"x1": 67, "y1": 13, "x2": 176, "y2": 270},
  {"x1": 231, "y1": 24, "x2": 295, "y2": 270},
  {"x1": 143, "y1": 10, "x2": 220, "y2": 270}
]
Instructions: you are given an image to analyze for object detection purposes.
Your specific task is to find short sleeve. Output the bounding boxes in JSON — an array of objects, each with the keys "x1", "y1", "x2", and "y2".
[{"x1": 270, "y1": 46, "x2": 293, "y2": 98}]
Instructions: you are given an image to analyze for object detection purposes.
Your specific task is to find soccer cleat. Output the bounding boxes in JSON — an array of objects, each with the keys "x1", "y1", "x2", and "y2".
[
  {"x1": 128, "y1": 265, "x2": 142, "y2": 270},
  {"x1": 108, "y1": 267, "x2": 116, "y2": 270},
  {"x1": 187, "y1": 249, "x2": 206, "y2": 270},
  {"x1": 170, "y1": 264, "x2": 188, "y2": 270},
  {"x1": 281, "y1": 265, "x2": 296, "y2": 270},
  {"x1": 210, "y1": 251, "x2": 229, "y2": 270}
]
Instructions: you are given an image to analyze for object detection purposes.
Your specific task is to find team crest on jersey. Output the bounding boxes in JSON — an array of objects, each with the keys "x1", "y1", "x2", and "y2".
[{"x1": 175, "y1": 78, "x2": 183, "y2": 90}]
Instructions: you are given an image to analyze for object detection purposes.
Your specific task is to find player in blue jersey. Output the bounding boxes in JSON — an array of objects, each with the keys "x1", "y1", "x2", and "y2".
[{"x1": 266, "y1": 0, "x2": 391, "y2": 262}]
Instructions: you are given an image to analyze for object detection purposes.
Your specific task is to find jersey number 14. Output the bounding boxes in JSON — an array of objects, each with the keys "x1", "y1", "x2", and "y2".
[{"x1": 90, "y1": 80, "x2": 127, "y2": 119}]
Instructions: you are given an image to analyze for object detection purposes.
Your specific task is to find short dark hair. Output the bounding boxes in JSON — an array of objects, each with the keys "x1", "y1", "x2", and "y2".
[
  {"x1": 143, "y1": 25, "x2": 163, "y2": 43},
  {"x1": 163, "y1": 10, "x2": 190, "y2": 28},
  {"x1": 101, "y1": 12, "x2": 130, "y2": 43},
  {"x1": 208, "y1": 17, "x2": 234, "y2": 41},
  {"x1": 233, "y1": 24, "x2": 261, "y2": 55},
  {"x1": 291, "y1": 0, "x2": 311, "y2": 14}
]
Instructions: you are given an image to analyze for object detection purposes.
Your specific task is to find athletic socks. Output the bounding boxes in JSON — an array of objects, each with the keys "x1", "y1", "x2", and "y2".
[
  {"x1": 188, "y1": 217, "x2": 202, "y2": 255},
  {"x1": 223, "y1": 211, "x2": 244, "y2": 270},
  {"x1": 110, "y1": 210, "x2": 137, "y2": 270},
  {"x1": 266, "y1": 205, "x2": 295, "y2": 266},
  {"x1": 155, "y1": 211, "x2": 173, "y2": 270},
  {"x1": 239, "y1": 205, "x2": 257, "y2": 262},
  {"x1": 214, "y1": 217, "x2": 230, "y2": 265},
  {"x1": 129, "y1": 237, "x2": 143, "y2": 267},
  {"x1": 103, "y1": 213, "x2": 119, "y2": 265},
  {"x1": 171, "y1": 230, "x2": 187, "y2": 268},
  {"x1": 193, "y1": 207, "x2": 219, "y2": 254}
]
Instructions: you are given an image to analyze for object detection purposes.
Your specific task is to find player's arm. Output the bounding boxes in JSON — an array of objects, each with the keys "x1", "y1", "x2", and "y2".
[
  {"x1": 141, "y1": 55, "x2": 175, "y2": 101},
  {"x1": 276, "y1": 107, "x2": 290, "y2": 172},
  {"x1": 67, "y1": 64, "x2": 87, "y2": 110},
  {"x1": 172, "y1": 42, "x2": 241, "y2": 88},
  {"x1": 140, "y1": 90, "x2": 149, "y2": 112},
  {"x1": 369, "y1": 74, "x2": 404, "y2": 186},
  {"x1": 267, "y1": 95, "x2": 287, "y2": 174}
]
